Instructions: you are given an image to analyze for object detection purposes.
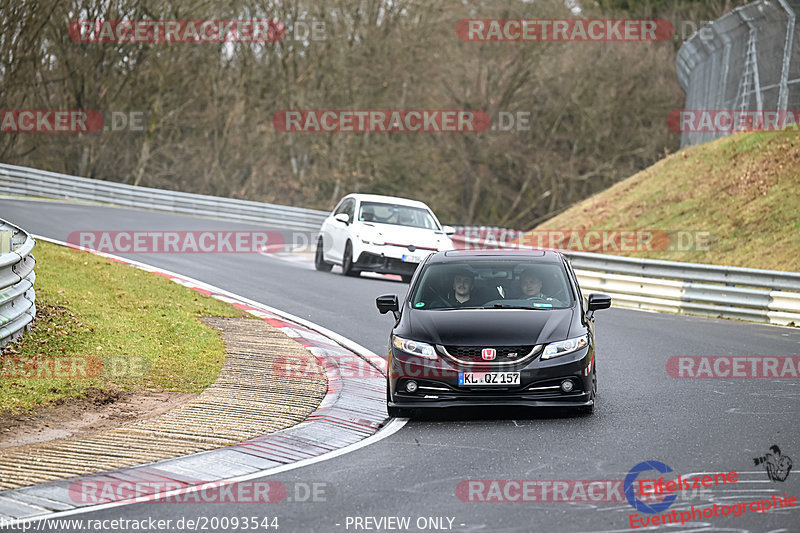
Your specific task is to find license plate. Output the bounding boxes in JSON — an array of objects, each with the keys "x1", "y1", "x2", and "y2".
[
  {"x1": 458, "y1": 372, "x2": 520, "y2": 386},
  {"x1": 401, "y1": 253, "x2": 423, "y2": 263}
]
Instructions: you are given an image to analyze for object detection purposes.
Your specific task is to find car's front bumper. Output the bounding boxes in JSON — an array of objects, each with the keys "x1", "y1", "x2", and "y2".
[
  {"x1": 388, "y1": 345, "x2": 594, "y2": 409},
  {"x1": 387, "y1": 396, "x2": 594, "y2": 410},
  {"x1": 354, "y1": 251, "x2": 426, "y2": 275}
]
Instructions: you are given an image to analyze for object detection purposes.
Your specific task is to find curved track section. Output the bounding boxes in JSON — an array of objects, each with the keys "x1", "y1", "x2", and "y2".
[{"x1": 1, "y1": 198, "x2": 799, "y2": 533}]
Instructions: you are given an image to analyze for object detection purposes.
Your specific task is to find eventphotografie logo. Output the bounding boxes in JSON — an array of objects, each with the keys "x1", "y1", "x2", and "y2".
[
  {"x1": 629, "y1": 495, "x2": 798, "y2": 529},
  {"x1": 624, "y1": 460, "x2": 798, "y2": 529},
  {"x1": 753, "y1": 445, "x2": 793, "y2": 482},
  {"x1": 625, "y1": 461, "x2": 678, "y2": 514}
]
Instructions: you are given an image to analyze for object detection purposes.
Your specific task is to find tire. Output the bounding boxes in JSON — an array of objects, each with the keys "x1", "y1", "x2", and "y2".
[
  {"x1": 314, "y1": 238, "x2": 333, "y2": 271},
  {"x1": 341, "y1": 241, "x2": 360, "y2": 277}
]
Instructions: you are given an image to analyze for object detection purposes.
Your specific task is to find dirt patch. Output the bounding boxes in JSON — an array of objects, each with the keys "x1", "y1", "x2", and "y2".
[{"x1": 0, "y1": 387, "x2": 197, "y2": 448}]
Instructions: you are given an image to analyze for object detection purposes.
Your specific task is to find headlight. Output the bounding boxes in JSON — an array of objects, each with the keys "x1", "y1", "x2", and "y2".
[
  {"x1": 541, "y1": 334, "x2": 588, "y2": 360},
  {"x1": 392, "y1": 336, "x2": 437, "y2": 359}
]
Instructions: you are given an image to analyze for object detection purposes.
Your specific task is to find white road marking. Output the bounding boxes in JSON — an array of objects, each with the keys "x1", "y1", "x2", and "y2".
[{"x1": 3, "y1": 236, "x2": 408, "y2": 528}]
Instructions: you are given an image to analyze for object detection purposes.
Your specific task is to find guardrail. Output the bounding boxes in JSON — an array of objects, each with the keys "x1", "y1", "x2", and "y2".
[
  {"x1": 0, "y1": 219, "x2": 36, "y2": 349},
  {"x1": 452, "y1": 226, "x2": 800, "y2": 327},
  {"x1": 0, "y1": 163, "x2": 328, "y2": 232},
  {"x1": 1, "y1": 166, "x2": 797, "y2": 327}
]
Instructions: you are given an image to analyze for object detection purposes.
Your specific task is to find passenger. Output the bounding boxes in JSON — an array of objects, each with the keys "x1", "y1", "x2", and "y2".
[
  {"x1": 519, "y1": 268, "x2": 549, "y2": 299},
  {"x1": 398, "y1": 210, "x2": 414, "y2": 226}
]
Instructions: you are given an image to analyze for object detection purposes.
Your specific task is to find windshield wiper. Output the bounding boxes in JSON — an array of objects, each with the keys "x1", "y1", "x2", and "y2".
[{"x1": 484, "y1": 304, "x2": 545, "y2": 310}]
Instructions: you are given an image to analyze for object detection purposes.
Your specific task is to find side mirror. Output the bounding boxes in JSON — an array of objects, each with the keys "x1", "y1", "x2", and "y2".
[
  {"x1": 335, "y1": 213, "x2": 350, "y2": 224},
  {"x1": 442, "y1": 225, "x2": 456, "y2": 236},
  {"x1": 587, "y1": 293, "x2": 611, "y2": 312},
  {"x1": 376, "y1": 294, "x2": 400, "y2": 320}
]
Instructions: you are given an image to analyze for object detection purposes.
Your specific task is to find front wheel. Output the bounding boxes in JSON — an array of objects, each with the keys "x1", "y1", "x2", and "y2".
[
  {"x1": 315, "y1": 238, "x2": 333, "y2": 271},
  {"x1": 342, "y1": 241, "x2": 360, "y2": 277}
]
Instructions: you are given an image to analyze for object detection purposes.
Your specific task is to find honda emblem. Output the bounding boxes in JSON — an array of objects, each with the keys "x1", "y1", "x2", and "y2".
[{"x1": 481, "y1": 348, "x2": 496, "y2": 361}]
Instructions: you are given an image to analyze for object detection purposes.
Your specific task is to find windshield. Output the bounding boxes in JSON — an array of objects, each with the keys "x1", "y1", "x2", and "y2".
[
  {"x1": 411, "y1": 260, "x2": 574, "y2": 310},
  {"x1": 358, "y1": 201, "x2": 440, "y2": 230}
]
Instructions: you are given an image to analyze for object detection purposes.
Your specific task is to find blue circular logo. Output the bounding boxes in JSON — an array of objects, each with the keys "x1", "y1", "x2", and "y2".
[{"x1": 624, "y1": 461, "x2": 677, "y2": 514}]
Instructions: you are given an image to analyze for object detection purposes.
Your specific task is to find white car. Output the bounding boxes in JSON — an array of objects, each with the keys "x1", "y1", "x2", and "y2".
[{"x1": 315, "y1": 194, "x2": 455, "y2": 282}]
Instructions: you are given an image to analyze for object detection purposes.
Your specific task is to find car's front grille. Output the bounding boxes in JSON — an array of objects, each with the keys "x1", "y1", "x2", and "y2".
[{"x1": 439, "y1": 345, "x2": 538, "y2": 365}]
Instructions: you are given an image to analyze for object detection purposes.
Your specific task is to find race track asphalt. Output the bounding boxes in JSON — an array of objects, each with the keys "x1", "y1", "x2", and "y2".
[{"x1": 2, "y1": 198, "x2": 799, "y2": 533}]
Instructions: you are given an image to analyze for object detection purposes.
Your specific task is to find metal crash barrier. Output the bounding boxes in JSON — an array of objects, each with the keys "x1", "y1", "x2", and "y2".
[
  {"x1": 0, "y1": 218, "x2": 36, "y2": 349},
  {"x1": 453, "y1": 227, "x2": 800, "y2": 327}
]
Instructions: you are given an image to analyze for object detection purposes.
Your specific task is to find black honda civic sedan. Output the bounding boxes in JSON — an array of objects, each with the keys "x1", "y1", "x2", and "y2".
[{"x1": 376, "y1": 250, "x2": 610, "y2": 417}]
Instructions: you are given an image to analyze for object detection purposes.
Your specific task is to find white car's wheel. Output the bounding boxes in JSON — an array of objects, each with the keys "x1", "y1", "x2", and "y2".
[
  {"x1": 315, "y1": 238, "x2": 333, "y2": 272},
  {"x1": 342, "y1": 241, "x2": 360, "y2": 277}
]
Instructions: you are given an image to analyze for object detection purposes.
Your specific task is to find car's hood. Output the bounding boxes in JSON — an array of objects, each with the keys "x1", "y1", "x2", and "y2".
[
  {"x1": 358, "y1": 222, "x2": 452, "y2": 250},
  {"x1": 404, "y1": 307, "x2": 575, "y2": 346}
]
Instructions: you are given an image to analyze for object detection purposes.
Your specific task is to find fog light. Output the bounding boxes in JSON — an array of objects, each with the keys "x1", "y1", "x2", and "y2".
[
  {"x1": 406, "y1": 381, "x2": 418, "y2": 393},
  {"x1": 561, "y1": 380, "x2": 574, "y2": 393}
]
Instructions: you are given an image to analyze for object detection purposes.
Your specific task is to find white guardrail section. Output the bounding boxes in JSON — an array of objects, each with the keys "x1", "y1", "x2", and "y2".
[
  {"x1": 1, "y1": 166, "x2": 798, "y2": 327},
  {"x1": 0, "y1": 163, "x2": 328, "y2": 232},
  {"x1": 452, "y1": 227, "x2": 800, "y2": 327},
  {"x1": 0, "y1": 218, "x2": 36, "y2": 349}
]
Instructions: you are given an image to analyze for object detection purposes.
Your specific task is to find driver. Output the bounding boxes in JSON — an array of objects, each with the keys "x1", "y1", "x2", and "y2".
[
  {"x1": 447, "y1": 267, "x2": 478, "y2": 307},
  {"x1": 519, "y1": 268, "x2": 549, "y2": 299},
  {"x1": 360, "y1": 206, "x2": 375, "y2": 222}
]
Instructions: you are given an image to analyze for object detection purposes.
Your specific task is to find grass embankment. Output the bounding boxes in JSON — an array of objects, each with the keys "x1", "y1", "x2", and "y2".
[
  {"x1": 529, "y1": 132, "x2": 800, "y2": 271},
  {"x1": 0, "y1": 240, "x2": 248, "y2": 413}
]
